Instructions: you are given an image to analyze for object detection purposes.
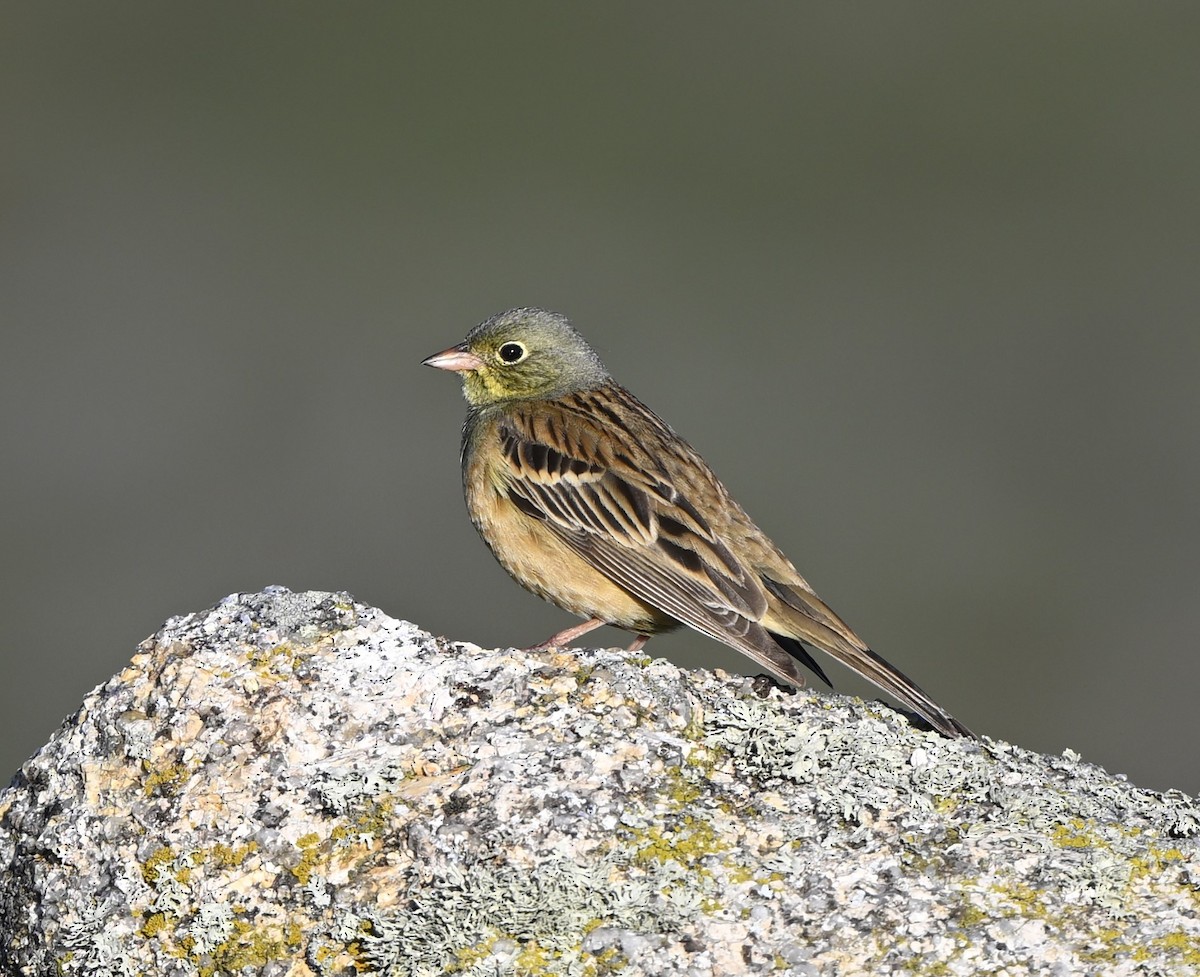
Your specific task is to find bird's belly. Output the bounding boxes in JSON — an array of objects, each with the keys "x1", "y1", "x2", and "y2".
[{"x1": 467, "y1": 481, "x2": 677, "y2": 635}]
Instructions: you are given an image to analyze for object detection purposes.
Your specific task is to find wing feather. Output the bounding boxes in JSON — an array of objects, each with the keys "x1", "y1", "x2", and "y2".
[{"x1": 496, "y1": 395, "x2": 800, "y2": 680}]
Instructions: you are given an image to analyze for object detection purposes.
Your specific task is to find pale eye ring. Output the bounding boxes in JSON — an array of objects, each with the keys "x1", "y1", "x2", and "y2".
[{"x1": 498, "y1": 342, "x2": 526, "y2": 364}]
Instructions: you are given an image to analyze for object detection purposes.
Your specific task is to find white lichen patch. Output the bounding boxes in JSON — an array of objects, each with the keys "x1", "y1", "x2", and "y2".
[{"x1": 1, "y1": 587, "x2": 1198, "y2": 976}]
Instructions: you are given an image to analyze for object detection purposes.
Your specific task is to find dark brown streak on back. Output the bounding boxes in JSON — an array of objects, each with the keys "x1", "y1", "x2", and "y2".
[
  {"x1": 589, "y1": 395, "x2": 625, "y2": 429},
  {"x1": 538, "y1": 411, "x2": 563, "y2": 455},
  {"x1": 658, "y1": 515, "x2": 690, "y2": 538},
  {"x1": 659, "y1": 537, "x2": 705, "y2": 574},
  {"x1": 673, "y1": 493, "x2": 713, "y2": 538},
  {"x1": 603, "y1": 385, "x2": 675, "y2": 480},
  {"x1": 499, "y1": 425, "x2": 521, "y2": 466},
  {"x1": 521, "y1": 440, "x2": 549, "y2": 475},
  {"x1": 707, "y1": 537, "x2": 748, "y2": 581},
  {"x1": 611, "y1": 477, "x2": 653, "y2": 533}
]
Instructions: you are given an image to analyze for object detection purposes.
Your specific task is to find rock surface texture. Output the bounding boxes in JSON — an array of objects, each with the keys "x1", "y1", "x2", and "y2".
[{"x1": 1, "y1": 588, "x2": 1199, "y2": 976}]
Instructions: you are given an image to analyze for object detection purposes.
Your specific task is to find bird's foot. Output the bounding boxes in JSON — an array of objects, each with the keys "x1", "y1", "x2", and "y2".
[{"x1": 525, "y1": 617, "x2": 607, "y2": 650}]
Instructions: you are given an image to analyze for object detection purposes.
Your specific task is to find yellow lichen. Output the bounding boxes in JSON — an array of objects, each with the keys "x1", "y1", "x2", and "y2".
[
  {"x1": 290, "y1": 832, "x2": 324, "y2": 885},
  {"x1": 631, "y1": 816, "x2": 727, "y2": 872},
  {"x1": 1155, "y1": 931, "x2": 1200, "y2": 965},
  {"x1": 142, "y1": 761, "x2": 189, "y2": 797},
  {"x1": 139, "y1": 912, "x2": 172, "y2": 938},
  {"x1": 197, "y1": 918, "x2": 305, "y2": 977},
  {"x1": 727, "y1": 864, "x2": 754, "y2": 884},
  {"x1": 1129, "y1": 844, "x2": 1187, "y2": 883},
  {"x1": 245, "y1": 641, "x2": 308, "y2": 680},
  {"x1": 581, "y1": 946, "x2": 628, "y2": 975},
  {"x1": 205, "y1": 840, "x2": 258, "y2": 869},
  {"x1": 955, "y1": 902, "x2": 988, "y2": 929},
  {"x1": 450, "y1": 935, "x2": 499, "y2": 972},
  {"x1": 662, "y1": 766, "x2": 702, "y2": 808},
  {"x1": 681, "y1": 744, "x2": 721, "y2": 778},
  {"x1": 1049, "y1": 818, "x2": 1101, "y2": 850},
  {"x1": 141, "y1": 846, "x2": 177, "y2": 885},
  {"x1": 515, "y1": 938, "x2": 556, "y2": 973}
]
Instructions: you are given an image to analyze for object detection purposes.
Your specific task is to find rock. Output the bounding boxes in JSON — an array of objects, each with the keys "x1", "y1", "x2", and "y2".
[{"x1": 1, "y1": 587, "x2": 1199, "y2": 976}]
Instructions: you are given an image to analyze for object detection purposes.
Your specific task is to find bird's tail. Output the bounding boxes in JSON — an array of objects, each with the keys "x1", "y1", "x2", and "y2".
[{"x1": 763, "y1": 577, "x2": 975, "y2": 739}]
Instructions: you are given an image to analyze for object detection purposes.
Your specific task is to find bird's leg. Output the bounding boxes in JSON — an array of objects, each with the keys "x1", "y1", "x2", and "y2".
[
  {"x1": 626, "y1": 634, "x2": 650, "y2": 652},
  {"x1": 526, "y1": 617, "x2": 607, "y2": 650}
]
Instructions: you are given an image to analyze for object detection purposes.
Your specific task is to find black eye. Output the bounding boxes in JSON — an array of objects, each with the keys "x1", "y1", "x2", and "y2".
[{"x1": 498, "y1": 342, "x2": 526, "y2": 363}]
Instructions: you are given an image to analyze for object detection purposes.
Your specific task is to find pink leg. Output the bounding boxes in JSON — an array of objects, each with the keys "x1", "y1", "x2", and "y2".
[
  {"x1": 626, "y1": 634, "x2": 650, "y2": 652},
  {"x1": 526, "y1": 617, "x2": 607, "y2": 650}
]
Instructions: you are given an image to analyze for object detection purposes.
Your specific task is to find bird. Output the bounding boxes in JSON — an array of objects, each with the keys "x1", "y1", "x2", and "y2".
[{"x1": 423, "y1": 308, "x2": 974, "y2": 738}]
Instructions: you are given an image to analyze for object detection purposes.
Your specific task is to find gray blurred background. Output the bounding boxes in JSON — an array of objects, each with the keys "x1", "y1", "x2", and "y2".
[{"x1": 2, "y1": 4, "x2": 1197, "y2": 792}]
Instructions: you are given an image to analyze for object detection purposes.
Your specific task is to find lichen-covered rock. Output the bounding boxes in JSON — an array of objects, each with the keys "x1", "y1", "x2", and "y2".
[{"x1": 1, "y1": 588, "x2": 1198, "y2": 976}]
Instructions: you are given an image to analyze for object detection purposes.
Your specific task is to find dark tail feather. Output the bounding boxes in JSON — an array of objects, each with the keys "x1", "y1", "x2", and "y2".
[
  {"x1": 822, "y1": 640, "x2": 975, "y2": 739},
  {"x1": 761, "y1": 577, "x2": 974, "y2": 739},
  {"x1": 770, "y1": 632, "x2": 833, "y2": 688}
]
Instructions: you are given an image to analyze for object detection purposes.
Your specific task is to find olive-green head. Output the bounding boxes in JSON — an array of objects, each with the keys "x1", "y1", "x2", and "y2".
[{"x1": 423, "y1": 308, "x2": 610, "y2": 406}]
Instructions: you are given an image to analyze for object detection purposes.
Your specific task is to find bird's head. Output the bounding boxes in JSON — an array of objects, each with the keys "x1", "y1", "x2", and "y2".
[{"x1": 423, "y1": 308, "x2": 609, "y2": 406}]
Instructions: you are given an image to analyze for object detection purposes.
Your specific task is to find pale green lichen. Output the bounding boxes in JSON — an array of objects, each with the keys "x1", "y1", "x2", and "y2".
[
  {"x1": 182, "y1": 902, "x2": 235, "y2": 954},
  {"x1": 56, "y1": 904, "x2": 139, "y2": 977},
  {"x1": 348, "y1": 854, "x2": 705, "y2": 977},
  {"x1": 313, "y1": 758, "x2": 413, "y2": 815}
]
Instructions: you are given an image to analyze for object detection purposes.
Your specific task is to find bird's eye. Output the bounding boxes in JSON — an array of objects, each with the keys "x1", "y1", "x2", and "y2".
[{"x1": 498, "y1": 342, "x2": 526, "y2": 364}]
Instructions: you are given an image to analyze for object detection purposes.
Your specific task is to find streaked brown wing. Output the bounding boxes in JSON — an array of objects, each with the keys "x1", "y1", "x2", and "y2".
[
  {"x1": 498, "y1": 396, "x2": 762, "y2": 599},
  {"x1": 495, "y1": 391, "x2": 821, "y2": 685}
]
